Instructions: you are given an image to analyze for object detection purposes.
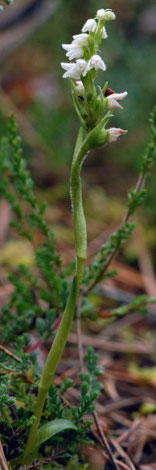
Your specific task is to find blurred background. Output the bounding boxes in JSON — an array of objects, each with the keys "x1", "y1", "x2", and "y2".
[{"x1": 0, "y1": 0, "x2": 156, "y2": 273}]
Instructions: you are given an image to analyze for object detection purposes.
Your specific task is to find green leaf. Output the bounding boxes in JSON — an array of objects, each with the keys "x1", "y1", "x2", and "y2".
[{"x1": 35, "y1": 419, "x2": 77, "y2": 449}]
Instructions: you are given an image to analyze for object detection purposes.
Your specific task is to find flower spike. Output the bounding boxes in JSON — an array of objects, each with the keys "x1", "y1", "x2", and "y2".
[{"x1": 61, "y1": 8, "x2": 127, "y2": 139}]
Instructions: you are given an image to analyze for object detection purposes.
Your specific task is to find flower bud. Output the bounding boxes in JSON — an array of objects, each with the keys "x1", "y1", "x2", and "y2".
[
  {"x1": 96, "y1": 9, "x2": 106, "y2": 20},
  {"x1": 105, "y1": 9, "x2": 116, "y2": 21},
  {"x1": 82, "y1": 18, "x2": 97, "y2": 33},
  {"x1": 108, "y1": 128, "x2": 127, "y2": 143},
  {"x1": 75, "y1": 80, "x2": 85, "y2": 97}
]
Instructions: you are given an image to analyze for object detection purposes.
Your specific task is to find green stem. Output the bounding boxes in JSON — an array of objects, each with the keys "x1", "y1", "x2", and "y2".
[
  {"x1": 22, "y1": 127, "x2": 88, "y2": 465},
  {"x1": 22, "y1": 278, "x2": 77, "y2": 464},
  {"x1": 2, "y1": 407, "x2": 12, "y2": 425}
]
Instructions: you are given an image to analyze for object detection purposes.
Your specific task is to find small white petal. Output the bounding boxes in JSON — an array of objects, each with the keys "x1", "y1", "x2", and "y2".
[
  {"x1": 67, "y1": 49, "x2": 83, "y2": 60},
  {"x1": 62, "y1": 43, "x2": 73, "y2": 51},
  {"x1": 64, "y1": 44, "x2": 84, "y2": 60},
  {"x1": 102, "y1": 26, "x2": 108, "y2": 39},
  {"x1": 96, "y1": 9, "x2": 106, "y2": 20},
  {"x1": 112, "y1": 92, "x2": 128, "y2": 100},
  {"x1": 105, "y1": 9, "x2": 116, "y2": 21},
  {"x1": 108, "y1": 128, "x2": 127, "y2": 143},
  {"x1": 75, "y1": 80, "x2": 85, "y2": 96},
  {"x1": 107, "y1": 92, "x2": 128, "y2": 109},
  {"x1": 61, "y1": 62, "x2": 73, "y2": 71},
  {"x1": 82, "y1": 18, "x2": 97, "y2": 33},
  {"x1": 86, "y1": 54, "x2": 106, "y2": 73},
  {"x1": 72, "y1": 33, "x2": 88, "y2": 46}
]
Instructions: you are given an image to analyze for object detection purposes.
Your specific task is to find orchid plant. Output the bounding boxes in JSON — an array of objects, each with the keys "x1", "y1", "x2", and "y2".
[
  {"x1": 22, "y1": 7, "x2": 128, "y2": 464},
  {"x1": 0, "y1": 5, "x2": 156, "y2": 468}
]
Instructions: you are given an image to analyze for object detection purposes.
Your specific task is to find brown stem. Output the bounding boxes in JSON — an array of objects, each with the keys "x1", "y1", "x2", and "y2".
[
  {"x1": 0, "y1": 442, "x2": 9, "y2": 470},
  {"x1": 0, "y1": 345, "x2": 21, "y2": 363},
  {"x1": 93, "y1": 410, "x2": 120, "y2": 470}
]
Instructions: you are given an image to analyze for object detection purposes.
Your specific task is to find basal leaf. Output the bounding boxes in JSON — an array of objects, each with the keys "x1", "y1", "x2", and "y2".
[{"x1": 35, "y1": 418, "x2": 77, "y2": 449}]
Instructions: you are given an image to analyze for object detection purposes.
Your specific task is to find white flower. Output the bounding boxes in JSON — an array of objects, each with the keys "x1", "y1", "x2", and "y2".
[
  {"x1": 105, "y1": 9, "x2": 116, "y2": 21},
  {"x1": 75, "y1": 80, "x2": 85, "y2": 96},
  {"x1": 61, "y1": 59, "x2": 87, "y2": 79},
  {"x1": 86, "y1": 54, "x2": 106, "y2": 73},
  {"x1": 108, "y1": 128, "x2": 127, "y2": 143},
  {"x1": 82, "y1": 18, "x2": 97, "y2": 33},
  {"x1": 62, "y1": 43, "x2": 83, "y2": 60},
  {"x1": 96, "y1": 9, "x2": 106, "y2": 20},
  {"x1": 107, "y1": 92, "x2": 128, "y2": 109},
  {"x1": 73, "y1": 33, "x2": 88, "y2": 46},
  {"x1": 102, "y1": 26, "x2": 108, "y2": 39}
]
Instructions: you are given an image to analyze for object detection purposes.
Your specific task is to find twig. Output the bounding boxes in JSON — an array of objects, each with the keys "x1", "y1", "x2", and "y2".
[
  {"x1": 117, "y1": 418, "x2": 142, "y2": 445},
  {"x1": 115, "y1": 459, "x2": 131, "y2": 470},
  {"x1": 93, "y1": 410, "x2": 120, "y2": 470},
  {"x1": 0, "y1": 441, "x2": 9, "y2": 470},
  {"x1": 20, "y1": 452, "x2": 65, "y2": 470},
  {"x1": 111, "y1": 438, "x2": 137, "y2": 470},
  {"x1": 69, "y1": 332, "x2": 155, "y2": 354},
  {"x1": 0, "y1": 344, "x2": 21, "y2": 362}
]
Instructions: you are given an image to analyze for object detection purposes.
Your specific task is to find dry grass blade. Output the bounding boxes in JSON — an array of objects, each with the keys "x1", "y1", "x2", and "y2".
[
  {"x1": 117, "y1": 418, "x2": 142, "y2": 445},
  {"x1": 111, "y1": 438, "x2": 137, "y2": 470},
  {"x1": 133, "y1": 415, "x2": 152, "y2": 464},
  {"x1": 115, "y1": 460, "x2": 132, "y2": 470},
  {"x1": 93, "y1": 410, "x2": 120, "y2": 470},
  {"x1": 69, "y1": 332, "x2": 155, "y2": 355}
]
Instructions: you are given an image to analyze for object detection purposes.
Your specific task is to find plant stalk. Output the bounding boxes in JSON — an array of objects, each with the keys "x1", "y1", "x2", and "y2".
[{"x1": 22, "y1": 127, "x2": 88, "y2": 465}]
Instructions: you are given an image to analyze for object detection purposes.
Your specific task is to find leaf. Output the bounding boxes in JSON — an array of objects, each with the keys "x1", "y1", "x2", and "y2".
[{"x1": 35, "y1": 419, "x2": 77, "y2": 449}]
